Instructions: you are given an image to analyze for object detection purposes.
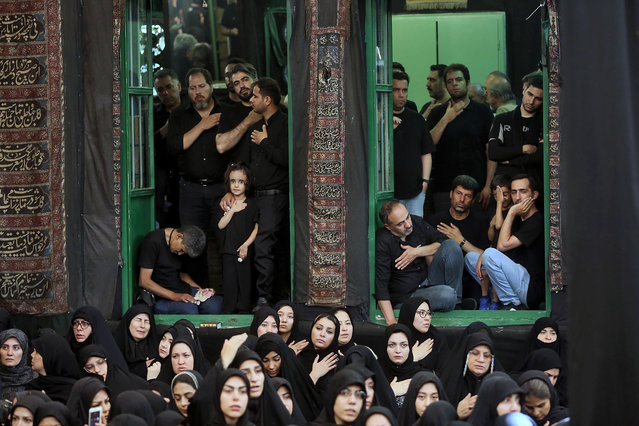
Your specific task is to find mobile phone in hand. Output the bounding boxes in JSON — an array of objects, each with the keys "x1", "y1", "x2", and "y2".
[{"x1": 89, "y1": 406, "x2": 102, "y2": 426}]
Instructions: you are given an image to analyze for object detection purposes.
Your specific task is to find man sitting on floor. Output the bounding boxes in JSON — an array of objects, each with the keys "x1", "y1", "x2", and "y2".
[{"x1": 138, "y1": 225, "x2": 223, "y2": 314}]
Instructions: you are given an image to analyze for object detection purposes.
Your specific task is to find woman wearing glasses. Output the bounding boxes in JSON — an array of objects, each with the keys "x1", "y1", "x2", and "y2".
[
  {"x1": 397, "y1": 297, "x2": 450, "y2": 374},
  {"x1": 66, "y1": 306, "x2": 128, "y2": 372},
  {"x1": 77, "y1": 344, "x2": 147, "y2": 397},
  {"x1": 311, "y1": 368, "x2": 367, "y2": 426}
]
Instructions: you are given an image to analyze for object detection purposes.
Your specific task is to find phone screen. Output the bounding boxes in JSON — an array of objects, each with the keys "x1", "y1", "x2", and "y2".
[{"x1": 89, "y1": 407, "x2": 102, "y2": 426}]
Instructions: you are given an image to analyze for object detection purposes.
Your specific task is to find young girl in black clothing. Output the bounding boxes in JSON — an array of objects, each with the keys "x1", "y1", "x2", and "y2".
[{"x1": 218, "y1": 162, "x2": 259, "y2": 314}]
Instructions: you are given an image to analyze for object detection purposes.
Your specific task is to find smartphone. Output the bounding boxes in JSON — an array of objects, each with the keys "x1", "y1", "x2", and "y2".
[{"x1": 89, "y1": 406, "x2": 102, "y2": 426}]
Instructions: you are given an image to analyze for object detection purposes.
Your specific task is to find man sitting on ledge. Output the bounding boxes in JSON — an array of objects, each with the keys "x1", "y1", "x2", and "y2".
[
  {"x1": 138, "y1": 225, "x2": 223, "y2": 314},
  {"x1": 375, "y1": 200, "x2": 464, "y2": 325}
]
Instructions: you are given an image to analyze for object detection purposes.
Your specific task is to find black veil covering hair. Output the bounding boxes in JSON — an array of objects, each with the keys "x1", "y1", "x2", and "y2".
[
  {"x1": 514, "y1": 347, "x2": 568, "y2": 408},
  {"x1": 467, "y1": 372, "x2": 523, "y2": 426},
  {"x1": 156, "y1": 336, "x2": 208, "y2": 384},
  {"x1": 517, "y1": 370, "x2": 569, "y2": 426},
  {"x1": 67, "y1": 305, "x2": 129, "y2": 372},
  {"x1": 273, "y1": 300, "x2": 301, "y2": 344},
  {"x1": 380, "y1": 324, "x2": 423, "y2": 382},
  {"x1": 154, "y1": 409, "x2": 187, "y2": 426},
  {"x1": 329, "y1": 307, "x2": 356, "y2": 351},
  {"x1": 363, "y1": 406, "x2": 399, "y2": 426},
  {"x1": 229, "y1": 348, "x2": 302, "y2": 426},
  {"x1": 34, "y1": 401, "x2": 75, "y2": 426},
  {"x1": 397, "y1": 297, "x2": 450, "y2": 373},
  {"x1": 310, "y1": 368, "x2": 367, "y2": 426},
  {"x1": 0, "y1": 328, "x2": 39, "y2": 400},
  {"x1": 139, "y1": 389, "x2": 168, "y2": 415},
  {"x1": 440, "y1": 333, "x2": 502, "y2": 407},
  {"x1": 113, "y1": 304, "x2": 159, "y2": 379},
  {"x1": 298, "y1": 313, "x2": 341, "y2": 393},
  {"x1": 111, "y1": 390, "x2": 156, "y2": 425},
  {"x1": 249, "y1": 307, "x2": 280, "y2": 337},
  {"x1": 338, "y1": 345, "x2": 399, "y2": 416},
  {"x1": 254, "y1": 332, "x2": 321, "y2": 421},
  {"x1": 413, "y1": 400, "x2": 457, "y2": 426},
  {"x1": 523, "y1": 317, "x2": 562, "y2": 357},
  {"x1": 26, "y1": 333, "x2": 81, "y2": 403},
  {"x1": 11, "y1": 394, "x2": 50, "y2": 422},
  {"x1": 207, "y1": 368, "x2": 253, "y2": 426},
  {"x1": 173, "y1": 319, "x2": 212, "y2": 370},
  {"x1": 109, "y1": 413, "x2": 149, "y2": 426},
  {"x1": 398, "y1": 371, "x2": 448, "y2": 426},
  {"x1": 66, "y1": 376, "x2": 110, "y2": 425},
  {"x1": 77, "y1": 344, "x2": 148, "y2": 397}
]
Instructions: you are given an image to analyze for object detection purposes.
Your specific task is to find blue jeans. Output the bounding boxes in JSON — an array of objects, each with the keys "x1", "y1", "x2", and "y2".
[
  {"x1": 399, "y1": 191, "x2": 425, "y2": 217},
  {"x1": 154, "y1": 286, "x2": 224, "y2": 314},
  {"x1": 464, "y1": 248, "x2": 529, "y2": 306}
]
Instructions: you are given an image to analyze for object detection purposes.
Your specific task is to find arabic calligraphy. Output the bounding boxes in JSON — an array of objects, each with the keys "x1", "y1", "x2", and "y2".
[
  {"x1": 0, "y1": 58, "x2": 45, "y2": 86},
  {"x1": 0, "y1": 230, "x2": 49, "y2": 258},
  {"x1": 0, "y1": 186, "x2": 49, "y2": 214},
  {"x1": 0, "y1": 14, "x2": 43, "y2": 43},
  {"x1": 0, "y1": 272, "x2": 50, "y2": 300},
  {"x1": 0, "y1": 101, "x2": 45, "y2": 129},
  {"x1": 0, "y1": 143, "x2": 47, "y2": 171}
]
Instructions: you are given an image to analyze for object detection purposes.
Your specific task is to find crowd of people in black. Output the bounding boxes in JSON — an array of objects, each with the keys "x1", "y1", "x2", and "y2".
[{"x1": 0, "y1": 302, "x2": 567, "y2": 425}]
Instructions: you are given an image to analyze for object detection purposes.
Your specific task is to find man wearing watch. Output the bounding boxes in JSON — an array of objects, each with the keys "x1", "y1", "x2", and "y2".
[{"x1": 392, "y1": 71, "x2": 435, "y2": 218}]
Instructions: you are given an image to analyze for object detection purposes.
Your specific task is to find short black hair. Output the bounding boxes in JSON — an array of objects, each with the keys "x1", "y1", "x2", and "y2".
[
  {"x1": 511, "y1": 173, "x2": 539, "y2": 193},
  {"x1": 379, "y1": 199, "x2": 402, "y2": 225},
  {"x1": 444, "y1": 63, "x2": 470, "y2": 83},
  {"x1": 154, "y1": 68, "x2": 179, "y2": 83},
  {"x1": 491, "y1": 174, "x2": 511, "y2": 189},
  {"x1": 253, "y1": 77, "x2": 282, "y2": 106},
  {"x1": 450, "y1": 175, "x2": 480, "y2": 196},
  {"x1": 430, "y1": 64, "x2": 447, "y2": 79},
  {"x1": 392, "y1": 71, "x2": 410, "y2": 84},
  {"x1": 523, "y1": 71, "x2": 543, "y2": 90},
  {"x1": 392, "y1": 62, "x2": 405, "y2": 72},
  {"x1": 227, "y1": 57, "x2": 249, "y2": 66},
  {"x1": 176, "y1": 225, "x2": 206, "y2": 257},
  {"x1": 230, "y1": 63, "x2": 258, "y2": 80},
  {"x1": 185, "y1": 67, "x2": 213, "y2": 86},
  {"x1": 224, "y1": 162, "x2": 252, "y2": 193}
]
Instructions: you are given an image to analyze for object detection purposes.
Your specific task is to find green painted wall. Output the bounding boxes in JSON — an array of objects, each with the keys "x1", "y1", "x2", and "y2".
[{"x1": 392, "y1": 12, "x2": 506, "y2": 109}]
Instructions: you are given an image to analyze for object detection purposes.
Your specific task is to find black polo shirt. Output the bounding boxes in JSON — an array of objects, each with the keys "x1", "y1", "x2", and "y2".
[{"x1": 427, "y1": 209, "x2": 490, "y2": 250}]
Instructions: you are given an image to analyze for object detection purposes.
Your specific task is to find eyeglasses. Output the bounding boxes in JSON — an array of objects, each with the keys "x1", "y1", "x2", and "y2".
[
  {"x1": 84, "y1": 358, "x2": 107, "y2": 373},
  {"x1": 416, "y1": 309, "x2": 432, "y2": 318},
  {"x1": 72, "y1": 320, "x2": 91, "y2": 329},
  {"x1": 338, "y1": 388, "x2": 366, "y2": 400}
]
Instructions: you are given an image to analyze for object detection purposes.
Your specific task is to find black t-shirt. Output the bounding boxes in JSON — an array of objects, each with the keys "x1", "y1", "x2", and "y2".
[
  {"x1": 426, "y1": 100, "x2": 493, "y2": 192},
  {"x1": 505, "y1": 211, "x2": 544, "y2": 307},
  {"x1": 427, "y1": 209, "x2": 490, "y2": 250},
  {"x1": 375, "y1": 215, "x2": 446, "y2": 305},
  {"x1": 393, "y1": 108, "x2": 435, "y2": 199},
  {"x1": 138, "y1": 229, "x2": 190, "y2": 294},
  {"x1": 217, "y1": 198, "x2": 260, "y2": 254},
  {"x1": 218, "y1": 102, "x2": 253, "y2": 160},
  {"x1": 167, "y1": 102, "x2": 228, "y2": 181}
]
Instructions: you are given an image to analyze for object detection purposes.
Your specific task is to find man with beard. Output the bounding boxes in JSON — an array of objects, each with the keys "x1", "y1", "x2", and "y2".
[
  {"x1": 488, "y1": 72, "x2": 544, "y2": 183},
  {"x1": 216, "y1": 63, "x2": 262, "y2": 156},
  {"x1": 167, "y1": 67, "x2": 224, "y2": 287},
  {"x1": 427, "y1": 63, "x2": 494, "y2": 213},
  {"x1": 419, "y1": 64, "x2": 449, "y2": 120},
  {"x1": 153, "y1": 69, "x2": 184, "y2": 228},
  {"x1": 217, "y1": 57, "x2": 248, "y2": 108}
]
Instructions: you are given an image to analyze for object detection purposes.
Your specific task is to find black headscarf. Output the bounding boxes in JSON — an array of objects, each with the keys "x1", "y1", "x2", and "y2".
[
  {"x1": 363, "y1": 406, "x2": 399, "y2": 426},
  {"x1": 270, "y1": 377, "x2": 307, "y2": 422},
  {"x1": 517, "y1": 370, "x2": 569, "y2": 426},
  {"x1": 67, "y1": 305, "x2": 129, "y2": 372},
  {"x1": 338, "y1": 345, "x2": 399, "y2": 417},
  {"x1": 398, "y1": 371, "x2": 448, "y2": 426},
  {"x1": 0, "y1": 328, "x2": 39, "y2": 400},
  {"x1": 27, "y1": 333, "x2": 80, "y2": 403},
  {"x1": 11, "y1": 394, "x2": 50, "y2": 424},
  {"x1": 169, "y1": 370, "x2": 203, "y2": 415},
  {"x1": 0, "y1": 307, "x2": 14, "y2": 332},
  {"x1": 114, "y1": 304, "x2": 159, "y2": 379},
  {"x1": 273, "y1": 300, "x2": 301, "y2": 344},
  {"x1": 109, "y1": 413, "x2": 149, "y2": 426},
  {"x1": 329, "y1": 307, "x2": 356, "y2": 352},
  {"x1": 157, "y1": 336, "x2": 208, "y2": 384},
  {"x1": 149, "y1": 379, "x2": 172, "y2": 401},
  {"x1": 514, "y1": 348, "x2": 562, "y2": 376},
  {"x1": 311, "y1": 368, "x2": 367, "y2": 426},
  {"x1": 255, "y1": 332, "x2": 321, "y2": 421},
  {"x1": 298, "y1": 313, "x2": 341, "y2": 394},
  {"x1": 380, "y1": 324, "x2": 423, "y2": 382},
  {"x1": 249, "y1": 307, "x2": 280, "y2": 337},
  {"x1": 34, "y1": 401, "x2": 75, "y2": 426},
  {"x1": 208, "y1": 368, "x2": 253, "y2": 426},
  {"x1": 139, "y1": 389, "x2": 169, "y2": 415},
  {"x1": 111, "y1": 390, "x2": 156, "y2": 425},
  {"x1": 468, "y1": 372, "x2": 523, "y2": 426},
  {"x1": 524, "y1": 317, "x2": 562, "y2": 357},
  {"x1": 77, "y1": 344, "x2": 148, "y2": 397},
  {"x1": 441, "y1": 333, "x2": 502, "y2": 406},
  {"x1": 397, "y1": 297, "x2": 450, "y2": 373},
  {"x1": 173, "y1": 319, "x2": 212, "y2": 370},
  {"x1": 66, "y1": 376, "x2": 111, "y2": 425},
  {"x1": 154, "y1": 409, "x2": 187, "y2": 426},
  {"x1": 413, "y1": 400, "x2": 457, "y2": 426}
]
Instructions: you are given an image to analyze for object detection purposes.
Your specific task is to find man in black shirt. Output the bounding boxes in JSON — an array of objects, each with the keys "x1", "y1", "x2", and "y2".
[
  {"x1": 167, "y1": 67, "x2": 225, "y2": 286},
  {"x1": 427, "y1": 63, "x2": 494, "y2": 213},
  {"x1": 375, "y1": 200, "x2": 463, "y2": 325},
  {"x1": 463, "y1": 174, "x2": 544, "y2": 310},
  {"x1": 419, "y1": 64, "x2": 449, "y2": 120},
  {"x1": 392, "y1": 71, "x2": 434, "y2": 218},
  {"x1": 138, "y1": 225, "x2": 222, "y2": 314}
]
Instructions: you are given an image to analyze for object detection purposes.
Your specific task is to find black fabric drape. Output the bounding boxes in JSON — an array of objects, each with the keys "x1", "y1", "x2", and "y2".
[{"x1": 561, "y1": 1, "x2": 639, "y2": 424}]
